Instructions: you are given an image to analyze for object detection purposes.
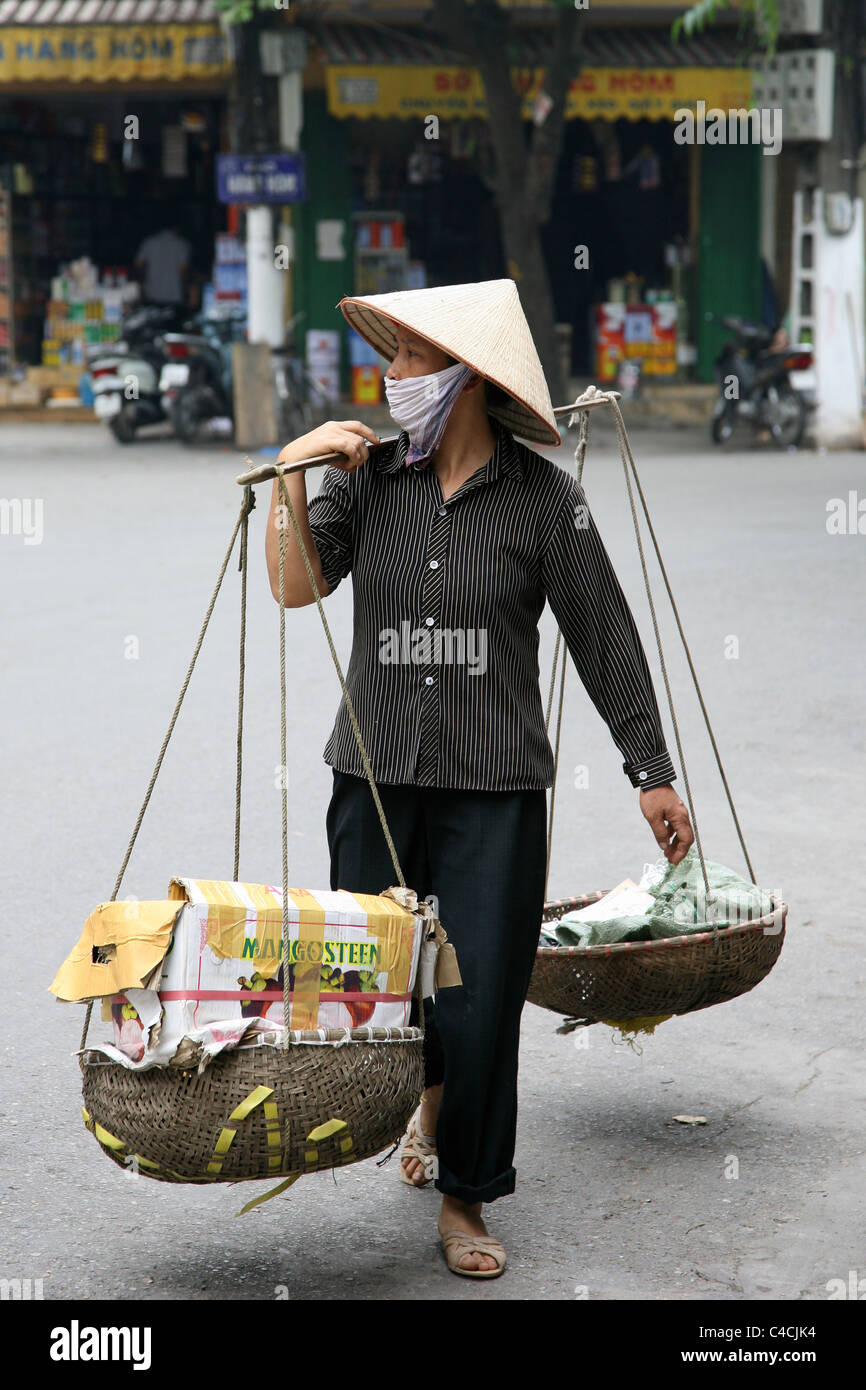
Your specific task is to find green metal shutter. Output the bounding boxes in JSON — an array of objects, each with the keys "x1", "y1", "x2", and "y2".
[
  {"x1": 295, "y1": 92, "x2": 354, "y2": 393},
  {"x1": 696, "y1": 143, "x2": 763, "y2": 382}
]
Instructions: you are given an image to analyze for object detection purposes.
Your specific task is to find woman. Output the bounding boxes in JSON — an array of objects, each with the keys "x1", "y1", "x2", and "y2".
[{"x1": 265, "y1": 279, "x2": 694, "y2": 1279}]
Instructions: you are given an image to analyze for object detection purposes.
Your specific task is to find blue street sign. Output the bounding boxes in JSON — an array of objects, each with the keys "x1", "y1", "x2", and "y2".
[{"x1": 216, "y1": 153, "x2": 307, "y2": 204}]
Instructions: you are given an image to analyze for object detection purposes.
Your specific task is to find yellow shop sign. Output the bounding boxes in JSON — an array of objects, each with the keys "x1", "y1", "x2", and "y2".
[
  {"x1": 326, "y1": 64, "x2": 754, "y2": 123},
  {"x1": 0, "y1": 25, "x2": 230, "y2": 83}
]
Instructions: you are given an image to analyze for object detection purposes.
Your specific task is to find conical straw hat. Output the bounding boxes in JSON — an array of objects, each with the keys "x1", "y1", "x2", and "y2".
[{"x1": 338, "y1": 279, "x2": 561, "y2": 446}]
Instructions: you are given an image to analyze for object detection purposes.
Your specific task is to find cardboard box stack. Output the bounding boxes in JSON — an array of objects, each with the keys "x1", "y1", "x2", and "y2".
[{"x1": 42, "y1": 258, "x2": 136, "y2": 367}]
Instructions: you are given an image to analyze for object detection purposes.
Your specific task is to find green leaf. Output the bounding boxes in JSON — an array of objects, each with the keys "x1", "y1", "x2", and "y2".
[
  {"x1": 214, "y1": 0, "x2": 271, "y2": 23},
  {"x1": 671, "y1": 0, "x2": 779, "y2": 52}
]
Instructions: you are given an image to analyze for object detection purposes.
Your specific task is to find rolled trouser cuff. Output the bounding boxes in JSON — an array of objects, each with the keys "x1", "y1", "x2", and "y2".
[{"x1": 435, "y1": 1160, "x2": 516, "y2": 1205}]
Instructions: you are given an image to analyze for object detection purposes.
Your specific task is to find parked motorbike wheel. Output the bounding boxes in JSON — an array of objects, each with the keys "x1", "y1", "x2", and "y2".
[
  {"x1": 710, "y1": 401, "x2": 735, "y2": 445},
  {"x1": 763, "y1": 383, "x2": 806, "y2": 448},
  {"x1": 172, "y1": 385, "x2": 220, "y2": 446},
  {"x1": 109, "y1": 405, "x2": 137, "y2": 445}
]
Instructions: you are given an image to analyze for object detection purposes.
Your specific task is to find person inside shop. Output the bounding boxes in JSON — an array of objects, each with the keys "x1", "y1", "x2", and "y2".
[
  {"x1": 263, "y1": 279, "x2": 694, "y2": 1280},
  {"x1": 133, "y1": 220, "x2": 192, "y2": 310},
  {"x1": 761, "y1": 257, "x2": 792, "y2": 351}
]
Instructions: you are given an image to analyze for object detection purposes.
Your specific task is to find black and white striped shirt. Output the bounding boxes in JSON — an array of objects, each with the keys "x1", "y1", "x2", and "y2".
[{"x1": 306, "y1": 419, "x2": 677, "y2": 792}]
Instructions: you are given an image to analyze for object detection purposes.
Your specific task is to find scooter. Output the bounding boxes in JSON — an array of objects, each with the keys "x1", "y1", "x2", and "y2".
[
  {"x1": 90, "y1": 303, "x2": 187, "y2": 444},
  {"x1": 160, "y1": 308, "x2": 246, "y2": 445},
  {"x1": 708, "y1": 313, "x2": 814, "y2": 448}
]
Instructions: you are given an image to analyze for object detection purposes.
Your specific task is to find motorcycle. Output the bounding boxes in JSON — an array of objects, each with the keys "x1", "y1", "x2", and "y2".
[
  {"x1": 90, "y1": 303, "x2": 188, "y2": 444},
  {"x1": 708, "y1": 313, "x2": 814, "y2": 448},
  {"x1": 160, "y1": 307, "x2": 246, "y2": 446}
]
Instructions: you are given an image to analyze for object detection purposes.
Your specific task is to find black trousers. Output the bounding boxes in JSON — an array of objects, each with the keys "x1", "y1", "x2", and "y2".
[{"x1": 325, "y1": 768, "x2": 547, "y2": 1205}]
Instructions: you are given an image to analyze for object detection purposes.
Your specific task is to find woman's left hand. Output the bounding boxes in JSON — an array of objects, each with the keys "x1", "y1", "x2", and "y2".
[{"x1": 639, "y1": 785, "x2": 694, "y2": 865}]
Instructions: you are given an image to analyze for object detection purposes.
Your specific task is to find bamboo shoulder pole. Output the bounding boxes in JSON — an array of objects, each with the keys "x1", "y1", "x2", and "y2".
[{"x1": 235, "y1": 393, "x2": 621, "y2": 487}]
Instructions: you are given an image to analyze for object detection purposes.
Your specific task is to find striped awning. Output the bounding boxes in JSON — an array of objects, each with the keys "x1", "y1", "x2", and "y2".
[
  {"x1": 0, "y1": 0, "x2": 217, "y2": 22},
  {"x1": 299, "y1": 17, "x2": 747, "y2": 69}
]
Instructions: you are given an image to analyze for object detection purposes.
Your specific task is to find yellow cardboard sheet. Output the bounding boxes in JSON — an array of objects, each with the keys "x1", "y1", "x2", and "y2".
[
  {"x1": 50, "y1": 879, "x2": 460, "y2": 1033},
  {"x1": 49, "y1": 900, "x2": 182, "y2": 1003}
]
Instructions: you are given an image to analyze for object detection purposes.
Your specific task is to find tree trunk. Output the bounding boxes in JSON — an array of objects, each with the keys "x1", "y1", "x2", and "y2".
[
  {"x1": 230, "y1": 11, "x2": 276, "y2": 155},
  {"x1": 476, "y1": 39, "x2": 566, "y2": 402},
  {"x1": 500, "y1": 205, "x2": 564, "y2": 404},
  {"x1": 431, "y1": 0, "x2": 583, "y2": 407}
]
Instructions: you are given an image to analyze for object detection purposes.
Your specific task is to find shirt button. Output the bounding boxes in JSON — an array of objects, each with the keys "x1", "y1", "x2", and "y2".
[
  {"x1": 638, "y1": 771, "x2": 648, "y2": 782},
  {"x1": 438, "y1": 506, "x2": 447, "y2": 516},
  {"x1": 425, "y1": 617, "x2": 434, "y2": 627},
  {"x1": 429, "y1": 560, "x2": 439, "y2": 570},
  {"x1": 425, "y1": 675, "x2": 434, "y2": 685}
]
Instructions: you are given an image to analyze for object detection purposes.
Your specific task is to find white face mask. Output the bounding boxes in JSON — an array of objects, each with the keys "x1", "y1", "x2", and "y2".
[{"x1": 384, "y1": 360, "x2": 475, "y2": 464}]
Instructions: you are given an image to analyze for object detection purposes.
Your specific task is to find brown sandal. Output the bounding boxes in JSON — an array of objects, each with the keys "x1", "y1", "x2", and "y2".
[
  {"x1": 399, "y1": 1109, "x2": 438, "y2": 1187},
  {"x1": 439, "y1": 1228, "x2": 507, "y2": 1279}
]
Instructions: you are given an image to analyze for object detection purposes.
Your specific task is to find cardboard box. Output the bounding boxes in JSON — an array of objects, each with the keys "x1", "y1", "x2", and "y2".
[
  {"x1": 351, "y1": 365, "x2": 382, "y2": 405},
  {"x1": 7, "y1": 381, "x2": 44, "y2": 406},
  {"x1": 28, "y1": 365, "x2": 81, "y2": 388},
  {"x1": 51, "y1": 879, "x2": 434, "y2": 1070},
  {"x1": 594, "y1": 302, "x2": 678, "y2": 380},
  {"x1": 595, "y1": 303, "x2": 626, "y2": 381}
]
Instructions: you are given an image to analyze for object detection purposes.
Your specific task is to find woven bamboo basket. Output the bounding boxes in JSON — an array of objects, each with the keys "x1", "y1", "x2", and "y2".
[
  {"x1": 80, "y1": 1027, "x2": 424, "y2": 1184},
  {"x1": 528, "y1": 891, "x2": 787, "y2": 1027}
]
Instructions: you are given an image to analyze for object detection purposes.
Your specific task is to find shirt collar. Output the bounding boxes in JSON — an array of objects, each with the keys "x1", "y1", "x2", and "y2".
[{"x1": 376, "y1": 417, "x2": 524, "y2": 482}]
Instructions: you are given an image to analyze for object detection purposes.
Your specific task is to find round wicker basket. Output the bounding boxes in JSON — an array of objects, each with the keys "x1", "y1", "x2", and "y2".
[
  {"x1": 81, "y1": 1027, "x2": 424, "y2": 1184},
  {"x1": 528, "y1": 892, "x2": 787, "y2": 1026}
]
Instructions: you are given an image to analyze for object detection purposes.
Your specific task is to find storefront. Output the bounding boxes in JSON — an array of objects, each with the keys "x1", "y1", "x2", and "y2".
[
  {"x1": 296, "y1": 15, "x2": 761, "y2": 386},
  {"x1": 0, "y1": 6, "x2": 231, "y2": 376}
]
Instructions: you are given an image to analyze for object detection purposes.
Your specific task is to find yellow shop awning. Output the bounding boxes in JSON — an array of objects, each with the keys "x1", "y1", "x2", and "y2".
[
  {"x1": 0, "y1": 24, "x2": 230, "y2": 84},
  {"x1": 325, "y1": 63, "x2": 754, "y2": 123}
]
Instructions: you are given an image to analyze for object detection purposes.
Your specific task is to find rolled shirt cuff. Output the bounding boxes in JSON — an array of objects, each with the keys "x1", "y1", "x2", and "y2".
[{"x1": 624, "y1": 750, "x2": 677, "y2": 790}]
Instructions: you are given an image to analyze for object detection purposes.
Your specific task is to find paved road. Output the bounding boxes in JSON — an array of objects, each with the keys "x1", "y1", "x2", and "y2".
[{"x1": 1, "y1": 420, "x2": 863, "y2": 1302}]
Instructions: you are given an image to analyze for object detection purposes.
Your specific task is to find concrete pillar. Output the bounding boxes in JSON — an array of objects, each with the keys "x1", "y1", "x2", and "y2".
[
  {"x1": 246, "y1": 205, "x2": 285, "y2": 348},
  {"x1": 812, "y1": 195, "x2": 865, "y2": 448},
  {"x1": 811, "y1": 10, "x2": 865, "y2": 448},
  {"x1": 277, "y1": 70, "x2": 304, "y2": 344}
]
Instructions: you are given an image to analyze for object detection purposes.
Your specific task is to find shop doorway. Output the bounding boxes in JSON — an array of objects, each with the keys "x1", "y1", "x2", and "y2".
[
  {"x1": 0, "y1": 92, "x2": 225, "y2": 363},
  {"x1": 544, "y1": 116, "x2": 691, "y2": 375}
]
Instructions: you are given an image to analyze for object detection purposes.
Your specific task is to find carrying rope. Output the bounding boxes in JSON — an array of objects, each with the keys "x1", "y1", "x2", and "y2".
[
  {"x1": 234, "y1": 487, "x2": 255, "y2": 882},
  {"x1": 79, "y1": 465, "x2": 414, "y2": 1063},
  {"x1": 79, "y1": 485, "x2": 258, "y2": 1062},
  {"x1": 606, "y1": 396, "x2": 757, "y2": 887},
  {"x1": 544, "y1": 634, "x2": 567, "y2": 895},
  {"x1": 543, "y1": 385, "x2": 758, "y2": 922},
  {"x1": 273, "y1": 473, "x2": 407, "y2": 892},
  {"x1": 542, "y1": 403, "x2": 590, "y2": 894}
]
